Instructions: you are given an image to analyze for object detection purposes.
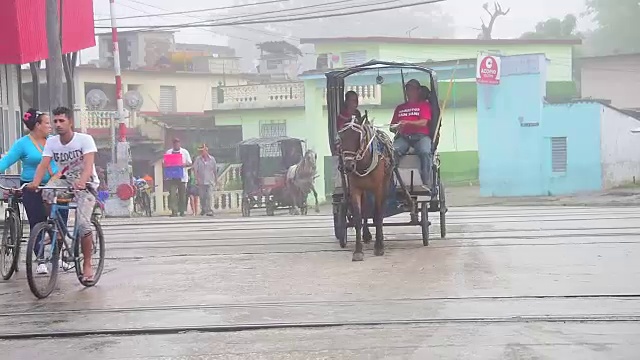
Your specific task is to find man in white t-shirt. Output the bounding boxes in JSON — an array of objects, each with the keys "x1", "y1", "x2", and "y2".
[
  {"x1": 29, "y1": 106, "x2": 99, "y2": 282},
  {"x1": 166, "y1": 138, "x2": 192, "y2": 217}
]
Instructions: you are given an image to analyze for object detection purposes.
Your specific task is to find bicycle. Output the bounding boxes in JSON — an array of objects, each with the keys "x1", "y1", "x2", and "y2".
[
  {"x1": 133, "y1": 179, "x2": 153, "y2": 217},
  {"x1": 0, "y1": 175, "x2": 24, "y2": 280},
  {"x1": 25, "y1": 185, "x2": 105, "y2": 299}
]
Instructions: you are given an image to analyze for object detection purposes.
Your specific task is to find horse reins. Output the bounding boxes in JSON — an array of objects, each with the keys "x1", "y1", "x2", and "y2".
[{"x1": 338, "y1": 120, "x2": 380, "y2": 177}]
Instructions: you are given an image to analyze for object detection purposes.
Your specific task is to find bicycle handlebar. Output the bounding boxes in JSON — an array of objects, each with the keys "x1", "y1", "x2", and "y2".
[{"x1": 0, "y1": 183, "x2": 28, "y2": 191}]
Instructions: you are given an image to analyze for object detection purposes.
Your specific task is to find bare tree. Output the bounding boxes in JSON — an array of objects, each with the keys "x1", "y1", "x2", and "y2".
[{"x1": 475, "y1": 2, "x2": 511, "y2": 40}]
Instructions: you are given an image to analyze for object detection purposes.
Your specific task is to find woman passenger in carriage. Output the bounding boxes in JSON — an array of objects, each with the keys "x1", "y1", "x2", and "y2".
[
  {"x1": 337, "y1": 90, "x2": 362, "y2": 130},
  {"x1": 390, "y1": 79, "x2": 433, "y2": 191}
]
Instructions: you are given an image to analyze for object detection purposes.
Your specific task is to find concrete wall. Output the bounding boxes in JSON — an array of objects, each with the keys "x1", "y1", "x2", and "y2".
[
  {"x1": 478, "y1": 54, "x2": 602, "y2": 197},
  {"x1": 580, "y1": 54, "x2": 640, "y2": 109},
  {"x1": 600, "y1": 105, "x2": 640, "y2": 187},
  {"x1": 312, "y1": 41, "x2": 574, "y2": 81},
  {"x1": 72, "y1": 67, "x2": 247, "y2": 113},
  {"x1": 541, "y1": 103, "x2": 602, "y2": 194},
  {"x1": 214, "y1": 108, "x2": 307, "y2": 141}
]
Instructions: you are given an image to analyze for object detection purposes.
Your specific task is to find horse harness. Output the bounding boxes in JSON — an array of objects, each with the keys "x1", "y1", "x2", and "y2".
[{"x1": 338, "y1": 120, "x2": 394, "y2": 177}]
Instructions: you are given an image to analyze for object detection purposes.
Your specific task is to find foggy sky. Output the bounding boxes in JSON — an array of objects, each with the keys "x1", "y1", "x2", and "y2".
[{"x1": 88, "y1": 0, "x2": 592, "y2": 62}]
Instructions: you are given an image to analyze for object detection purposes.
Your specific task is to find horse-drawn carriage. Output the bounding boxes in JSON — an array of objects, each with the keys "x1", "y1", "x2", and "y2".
[
  {"x1": 329, "y1": 60, "x2": 448, "y2": 260},
  {"x1": 239, "y1": 136, "x2": 317, "y2": 217}
]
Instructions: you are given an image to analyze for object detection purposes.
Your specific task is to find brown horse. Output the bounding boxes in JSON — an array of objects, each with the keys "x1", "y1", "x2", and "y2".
[{"x1": 337, "y1": 117, "x2": 394, "y2": 261}]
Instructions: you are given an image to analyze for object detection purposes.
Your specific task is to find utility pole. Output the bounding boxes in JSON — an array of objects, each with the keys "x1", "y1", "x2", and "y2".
[
  {"x1": 109, "y1": 0, "x2": 126, "y2": 143},
  {"x1": 106, "y1": 0, "x2": 133, "y2": 218},
  {"x1": 46, "y1": 0, "x2": 64, "y2": 111}
]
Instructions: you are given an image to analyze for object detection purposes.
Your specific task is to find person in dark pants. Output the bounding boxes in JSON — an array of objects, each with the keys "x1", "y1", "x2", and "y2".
[
  {"x1": 165, "y1": 138, "x2": 192, "y2": 217},
  {"x1": 0, "y1": 109, "x2": 68, "y2": 274}
]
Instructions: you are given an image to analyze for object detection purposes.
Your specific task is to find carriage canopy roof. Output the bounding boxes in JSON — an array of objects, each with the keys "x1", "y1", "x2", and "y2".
[
  {"x1": 325, "y1": 60, "x2": 442, "y2": 155},
  {"x1": 238, "y1": 136, "x2": 303, "y2": 147},
  {"x1": 325, "y1": 60, "x2": 438, "y2": 81}
]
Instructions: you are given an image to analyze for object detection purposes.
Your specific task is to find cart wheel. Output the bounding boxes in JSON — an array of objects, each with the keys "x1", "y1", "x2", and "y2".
[
  {"x1": 421, "y1": 202, "x2": 430, "y2": 246},
  {"x1": 241, "y1": 198, "x2": 250, "y2": 217},
  {"x1": 438, "y1": 180, "x2": 447, "y2": 239},
  {"x1": 333, "y1": 204, "x2": 347, "y2": 248}
]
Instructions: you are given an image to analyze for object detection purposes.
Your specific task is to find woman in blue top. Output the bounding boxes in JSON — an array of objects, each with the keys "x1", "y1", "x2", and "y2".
[{"x1": 0, "y1": 109, "x2": 61, "y2": 267}]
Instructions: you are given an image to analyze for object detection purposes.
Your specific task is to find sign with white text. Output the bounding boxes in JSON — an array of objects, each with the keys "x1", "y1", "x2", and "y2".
[{"x1": 476, "y1": 54, "x2": 501, "y2": 85}]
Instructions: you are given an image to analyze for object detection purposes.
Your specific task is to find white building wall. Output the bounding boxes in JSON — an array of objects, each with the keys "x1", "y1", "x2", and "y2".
[
  {"x1": 600, "y1": 105, "x2": 640, "y2": 188},
  {"x1": 0, "y1": 64, "x2": 22, "y2": 175},
  {"x1": 72, "y1": 68, "x2": 248, "y2": 113}
]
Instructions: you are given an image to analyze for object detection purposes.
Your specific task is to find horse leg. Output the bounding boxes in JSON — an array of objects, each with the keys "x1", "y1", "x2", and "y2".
[
  {"x1": 361, "y1": 193, "x2": 372, "y2": 244},
  {"x1": 291, "y1": 188, "x2": 301, "y2": 215},
  {"x1": 374, "y1": 174, "x2": 388, "y2": 257},
  {"x1": 311, "y1": 185, "x2": 320, "y2": 213},
  {"x1": 350, "y1": 187, "x2": 365, "y2": 261}
]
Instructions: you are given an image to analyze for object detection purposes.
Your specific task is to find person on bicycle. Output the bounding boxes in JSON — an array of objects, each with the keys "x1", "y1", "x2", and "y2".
[
  {"x1": 390, "y1": 79, "x2": 433, "y2": 192},
  {"x1": 0, "y1": 108, "x2": 67, "y2": 274},
  {"x1": 28, "y1": 106, "x2": 100, "y2": 283}
]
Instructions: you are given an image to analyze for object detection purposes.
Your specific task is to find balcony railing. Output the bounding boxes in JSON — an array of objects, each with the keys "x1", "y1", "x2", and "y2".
[
  {"x1": 213, "y1": 82, "x2": 305, "y2": 110},
  {"x1": 82, "y1": 110, "x2": 133, "y2": 129},
  {"x1": 322, "y1": 84, "x2": 382, "y2": 106}
]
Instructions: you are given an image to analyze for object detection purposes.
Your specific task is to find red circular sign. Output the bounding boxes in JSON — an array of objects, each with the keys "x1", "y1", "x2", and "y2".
[
  {"x1": 116, "y1": 184, "x2": 136, "y2": 201},
  {"x1": 478, "y1": 56, "x2": 500, "y2": 84}
]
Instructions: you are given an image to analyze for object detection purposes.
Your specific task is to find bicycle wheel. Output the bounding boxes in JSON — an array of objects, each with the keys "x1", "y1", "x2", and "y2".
[
  {"x1": 74, "y1": 218, "x2": 105, "y2": 287},
  {"x1": 0, "y1": 212, "x2": 20, "y2": 280},
  {"x1": 25, "y1": 222, "x2": 59, "y2": 299}
]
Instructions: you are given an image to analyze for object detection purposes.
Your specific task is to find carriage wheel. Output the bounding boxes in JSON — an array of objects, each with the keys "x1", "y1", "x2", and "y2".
[
  {"x1": 420, "y1": 201, "x2": 430, "y2": 246},
  {"x1": 241, "y1": 197, "x2": 251, "y2": 217},
  {"x1": 438, "y1": 179, "x2": 447, "y2": 239},
  {"x1": 333, "y1": 203, "x2": 347, "y2": 248}
]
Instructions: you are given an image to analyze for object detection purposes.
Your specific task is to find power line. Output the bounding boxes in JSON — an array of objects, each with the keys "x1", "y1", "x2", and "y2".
[
  {"x1": 94, "y1": 0, "x2": 289, "y2": 22},
  {"x1": 95, "y1": 0, "x2": 446, "y2": 30},
  {"x1": 102, "y1": 0, "x2": 367, "y2": 29},
  {"x1": 110, "y1": 0, "x2": 301, "y2": 44}
]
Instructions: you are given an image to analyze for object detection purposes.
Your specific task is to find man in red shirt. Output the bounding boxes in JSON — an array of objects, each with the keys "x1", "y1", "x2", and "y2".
[{"x1": 390, "y1": 79, "x2": 433, "y2": 191}]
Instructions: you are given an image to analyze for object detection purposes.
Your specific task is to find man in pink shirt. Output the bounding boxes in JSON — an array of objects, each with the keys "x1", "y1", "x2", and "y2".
[{"x1": 390, "y1": 79, "x2": 433, "y2": 191}]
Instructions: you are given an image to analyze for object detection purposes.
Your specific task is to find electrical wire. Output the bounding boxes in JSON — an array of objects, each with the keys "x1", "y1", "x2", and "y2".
[
  {"x1": 106, "y1": 0, "x2": 299, "y2": 45},
  {"x1": 94, "y1": 0, "x2": 289, "y2": 22},
  {"x1": 105, "y1": 0, "x2": 384, "y2": 29},
  {"x1": 94, "y1": 0, "x2": 446, "y2": 30}
]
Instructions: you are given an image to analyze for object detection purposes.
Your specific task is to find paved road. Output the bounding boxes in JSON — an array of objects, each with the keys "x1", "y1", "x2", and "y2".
[{"x1": 1, "y1": 206, "x2": 640, "y2": 359}]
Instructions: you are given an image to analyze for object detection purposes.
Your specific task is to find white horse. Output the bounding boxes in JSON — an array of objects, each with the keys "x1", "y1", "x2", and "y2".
[{"x1": 285, "y1": 149, "x2": 320, "y2": 215}]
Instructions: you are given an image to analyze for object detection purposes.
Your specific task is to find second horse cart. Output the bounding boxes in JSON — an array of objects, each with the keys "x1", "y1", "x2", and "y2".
[{"x1": 238, "y1": 136, "x2": 306, "y2": 216}]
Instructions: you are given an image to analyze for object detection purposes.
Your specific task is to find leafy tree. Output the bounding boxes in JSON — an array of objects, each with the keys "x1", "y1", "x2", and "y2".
[
  {"x1": 520, "y1": 14, "x2": 582, "y2": 40},
  {"x1": 584, "y1": 0, "x2": 640, "y2": 55}
]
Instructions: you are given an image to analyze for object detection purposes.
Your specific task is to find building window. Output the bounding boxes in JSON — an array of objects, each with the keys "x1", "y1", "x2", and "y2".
[
  {"x1": 266, "y1": 60, "x2": 280, "y2": 70},
  {"x1": 341, "y1": 50, "x2": 367, "y2": 67},
  {"x1": 551, "y1": 137, "x2": 567, "y2": 173},
  {"x1": 259, "y1": 120, "x2": 286, "y2": 157},
  {"x1": 159, "y1": 86, "x2": 176, "y2": 113},
  {"x1": 259, "y1": 120, "x2": 286, "y2": 138}
]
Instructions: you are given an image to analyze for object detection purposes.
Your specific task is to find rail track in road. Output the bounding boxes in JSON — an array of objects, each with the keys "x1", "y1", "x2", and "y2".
[{"x1": 2, "y1": 206, "x2": 640, "y2": 358}]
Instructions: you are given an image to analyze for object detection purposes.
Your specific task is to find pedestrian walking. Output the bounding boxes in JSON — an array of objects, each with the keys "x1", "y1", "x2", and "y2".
[
  {"x1": 193, "y1": 144, "x2": 217, "y2": 216},
  {"x1": 165, "y1": 138, "x2": 192, "y2": 217}
]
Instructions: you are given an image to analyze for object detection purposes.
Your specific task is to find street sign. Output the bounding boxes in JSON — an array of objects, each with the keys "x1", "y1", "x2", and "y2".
[{"x1": 476, "y1": 54, "x2": 501, "y2": 85}]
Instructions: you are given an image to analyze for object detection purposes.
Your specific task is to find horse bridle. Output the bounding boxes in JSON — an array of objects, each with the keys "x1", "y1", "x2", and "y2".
[
  {"x1": 337, "y1": 120, "x2": 379, "y2": 177},
  {"x1": 338, "y1": 120, "x2": 375, "y2": 162}
]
